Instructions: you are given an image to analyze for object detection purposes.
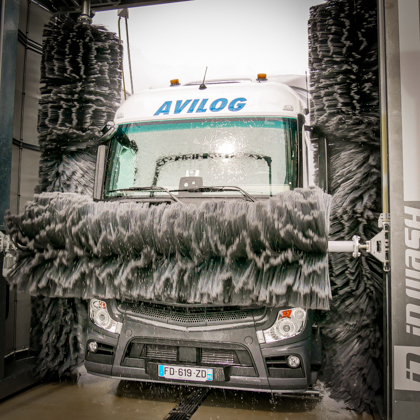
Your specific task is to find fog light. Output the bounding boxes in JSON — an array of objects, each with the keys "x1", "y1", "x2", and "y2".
[
  {"x1": 88, "y1": 341, "x2": 98, "y2": 353},
  {"x1": 287, "y1": 355, "x2": 300, "y2": 368}
]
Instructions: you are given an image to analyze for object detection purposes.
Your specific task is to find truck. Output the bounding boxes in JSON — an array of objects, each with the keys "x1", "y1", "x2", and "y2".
[{"x1": 84, "y1": 74, "x2": 325, "y2": 394}]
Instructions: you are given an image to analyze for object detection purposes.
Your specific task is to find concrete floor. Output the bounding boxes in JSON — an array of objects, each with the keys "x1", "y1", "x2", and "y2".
[{"x1": 0, "y1": 371, "x2": 374, "y2": 420}]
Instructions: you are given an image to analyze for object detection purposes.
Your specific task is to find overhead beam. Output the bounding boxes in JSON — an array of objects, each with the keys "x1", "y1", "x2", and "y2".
[{"x1": 34, "y1": 0, "x2": 192, "y2": 14}]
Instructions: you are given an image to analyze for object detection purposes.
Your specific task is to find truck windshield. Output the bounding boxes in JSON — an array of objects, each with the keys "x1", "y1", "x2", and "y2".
[{"x1": 104, "y1": 117, "x2": 298, "y2": 198}]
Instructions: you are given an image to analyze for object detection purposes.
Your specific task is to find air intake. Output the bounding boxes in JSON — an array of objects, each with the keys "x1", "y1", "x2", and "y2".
[
  {"x1": 146, "y1": 344, "x2": 177, "y2": 362},
  {"x1": 201, "y1": 349, "x2": 236, "y2": 365}
]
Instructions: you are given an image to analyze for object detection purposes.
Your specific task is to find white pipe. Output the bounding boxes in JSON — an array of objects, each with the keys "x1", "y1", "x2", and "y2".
[{"x1": 328, "y1": 241, "x2": 355, "y2": 253}]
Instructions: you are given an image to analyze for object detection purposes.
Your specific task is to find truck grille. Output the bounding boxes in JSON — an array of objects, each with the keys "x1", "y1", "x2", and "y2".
[
  {"x1": 122, "y1": 340, "x2": 256, "y2": 377},
  {"x1": 123, "y1": 302, "x2": 254, "y2": 326},
  {"x1": 123, "y1": 341, "x2": 253, "y2": 366}
]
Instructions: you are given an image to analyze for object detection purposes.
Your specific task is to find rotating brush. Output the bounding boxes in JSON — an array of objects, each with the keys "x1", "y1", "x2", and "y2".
[
  {"x1": 309, "y1": 0, "x2": 382, "y2": 412},
  {"x1": 7, "y1": 189, "x2": 332, "y2": 309},
  {"x1": 37, "y1": 15, "x2": 122, "y2": 195},
  {"x1": 23, "y1": 14, "x2": 123, "y2": 379},
  {"x1": 30, "y1": 297, "x2": 87, "y2": 379}
]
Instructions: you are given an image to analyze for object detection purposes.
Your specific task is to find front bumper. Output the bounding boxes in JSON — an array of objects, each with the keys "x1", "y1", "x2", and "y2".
[{"x1": 85, "y1": 305, "x2": 321, "y2": 394}]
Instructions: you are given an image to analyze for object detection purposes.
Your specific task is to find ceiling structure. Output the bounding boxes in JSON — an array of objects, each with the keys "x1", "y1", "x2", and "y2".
[{"x1": 34, "y1": 0, "x2": 191, "y2": 14}]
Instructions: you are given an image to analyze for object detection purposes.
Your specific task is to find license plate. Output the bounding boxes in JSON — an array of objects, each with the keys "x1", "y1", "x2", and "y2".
[{"x1": 158, "y1": 365, "x2": 213, "y2": 382}]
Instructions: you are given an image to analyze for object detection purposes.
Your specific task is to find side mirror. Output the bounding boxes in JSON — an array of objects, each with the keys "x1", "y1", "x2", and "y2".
[
  {"x1": 308, "y1": 126, "x2": 329, "y2": 193},
  {"x1": 100, "y1": 121, "x2": 117, "y2": 141},
  {"x1": 93, "y1": 145, "x2": 108, "y2": 201}
]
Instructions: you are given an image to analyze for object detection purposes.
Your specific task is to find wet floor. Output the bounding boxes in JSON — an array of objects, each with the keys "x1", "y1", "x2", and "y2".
[{"x1": 0, "y1": 371, "x2": 374, "y2": 420}]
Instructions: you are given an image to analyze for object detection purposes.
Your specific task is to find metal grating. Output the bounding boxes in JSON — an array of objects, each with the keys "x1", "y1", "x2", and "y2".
[
  {"x1": 163, "y1": 387, "x2": 210, "y2": 420},
  {"x1": 201, "y1": 349, "x2": 235, "y2": 365},
  {"x1": 146, "y1": 344, "x2": 177, "y2": 361},
  {"x1": 125, "y1": 302, "x2": 251, "y2": 325}
]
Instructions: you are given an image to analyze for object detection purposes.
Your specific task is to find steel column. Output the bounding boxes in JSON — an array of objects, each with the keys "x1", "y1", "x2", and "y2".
[
  {"x1": 383, "y1": 0, "x2": 420, "y2": 418},
  {"x1": 0, "y1": 0, "x2": 19, "y2": 230}
]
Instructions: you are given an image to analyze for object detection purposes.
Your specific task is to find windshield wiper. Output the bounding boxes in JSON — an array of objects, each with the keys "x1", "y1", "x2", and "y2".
[
  {"x1": 109, "y1": 186, "x2": 183, "y2": 204},
  {"x1": 172, "y1": 186, "x2": 256, "y2": 202}
]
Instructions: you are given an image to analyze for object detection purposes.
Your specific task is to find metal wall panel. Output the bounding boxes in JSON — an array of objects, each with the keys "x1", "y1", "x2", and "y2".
[
  {"x1": 22, "y1": 49, "x2": 42, "y2": 145},
  {"x1": 2, "y1": 1, "x2": 49, "y2": 393},
  {"x1": 10, "y1": 1, "x2": 49, "y2": 215},
  {"x1": 4, "y1": 285, "x2": 33, "y2": 357},
  {"x1": 20, "y1": 148, "x2": 40, "y2": 207},
  {"x1": 9, "y1": 145, "x2": 40, "y2": 217},
  {"x1": 12, "y1": 41, "x2": 24, "y2": 141},
  {"x1": 17, "y1": 0, "x2": 28, "y2": 34},
  {"x1": 4, "y1": 288, "x2": 16, "y2": 356},
  {"x1": 383, "y1": 0, "x2": 420, "y2": 418},
  {"x1": 14, "y1": 292, "x2": 32, "y2": 352},
  {"x1": 9, "y1": 144, "x2": 20, "y2": 216},
  {"x1": 19, "y1": 1, "x2": 48, "y2": 146},
  {"x1": 27, "y1": 1, "x2": 49, "y2": 44},
  {"x1": 0, "y1": 0, "x2": 19, "y2": 230}
]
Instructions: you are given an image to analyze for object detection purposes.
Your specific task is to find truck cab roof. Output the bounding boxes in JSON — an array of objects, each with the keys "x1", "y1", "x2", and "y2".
[{"x1": 115, "y1": 77, "x2": 307, "y2": 125}]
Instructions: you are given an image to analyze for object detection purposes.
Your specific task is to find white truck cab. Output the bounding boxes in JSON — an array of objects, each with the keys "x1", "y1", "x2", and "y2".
[{"x1": 86, "y1": 76, "x2": 323, "y2": 395}]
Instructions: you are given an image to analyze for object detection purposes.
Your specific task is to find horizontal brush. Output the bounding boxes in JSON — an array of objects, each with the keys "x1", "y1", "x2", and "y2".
[{"x1": 7, "y1": 188, "x2": 332, "y2": 309}]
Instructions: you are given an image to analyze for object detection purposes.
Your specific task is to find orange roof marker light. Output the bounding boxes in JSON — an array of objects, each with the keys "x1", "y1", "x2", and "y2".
[
  {"x1": 257, "y1": 73, "x2": 267, "y2": 81},
  {"x1": 170, "y1": 79, "x2": 181, "y2": 86},
  {"x1": 280, "y1": 309, "x2": 293, "y2": 318}
]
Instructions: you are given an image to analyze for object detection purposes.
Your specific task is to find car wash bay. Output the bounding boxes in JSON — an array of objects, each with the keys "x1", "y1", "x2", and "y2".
[
  {"x1": 1, "y1": 372, "x2": 376, "y2": 420},
  {"x1": 1, "y1": 1, "x2": 419, "y2": 420}
]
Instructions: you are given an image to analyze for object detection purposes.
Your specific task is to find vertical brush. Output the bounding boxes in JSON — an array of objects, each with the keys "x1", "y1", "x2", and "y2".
[
  {"x1": 37, "y1": 15, "x2": 122, "y2": 195},
  {"x1": 32, "y1": 14, "x2": 122, "y2": 379},
  {"x1": 309, "y1": 0, "x2": 382, "y2": 412}
]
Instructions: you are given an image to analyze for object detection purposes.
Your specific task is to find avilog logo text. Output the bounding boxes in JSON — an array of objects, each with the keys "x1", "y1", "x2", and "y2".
[{"x1": 154, "y1": 98, "x2": 247, "y2": 116}]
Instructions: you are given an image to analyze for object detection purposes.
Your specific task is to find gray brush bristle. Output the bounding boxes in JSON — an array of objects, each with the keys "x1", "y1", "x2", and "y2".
[
  {"x1": 16, "y1": 15, "x2": 123, "y2": 379},
  {"x1": 309, "y1": 0, "x2": 382, "y2": 412},
  {"x1": 7, "y1": 188, "x2": 332, "y2": 309}
]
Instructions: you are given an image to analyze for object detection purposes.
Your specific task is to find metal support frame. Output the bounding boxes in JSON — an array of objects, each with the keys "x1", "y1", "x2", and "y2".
[
  {"x1": 328, "y1": 214, "x2": 391, "y2": 272},
  {"x1": 0, "y1": 0, "x2": 19, "y2": 231},
  {"x1": 381, "y1": 0, "x2": 420, "y2": 419},
  {"x1": 0, "y1": 0, "x2": 20, "y2": 385},
  {"x1": 0, "y1": 0, "x2": 38, "y2": 400},
  {"x1": 78, "y1": 0, "x2": 91, "y2": 23}
]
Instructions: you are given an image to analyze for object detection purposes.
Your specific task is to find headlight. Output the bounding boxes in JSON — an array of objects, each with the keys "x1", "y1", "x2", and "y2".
[
  {"x1": 90, "y1": 300, "x2": 122, "y2": 334},
  {"x1": 258, "y1": 308, "x2": 307, "y2": 344}
]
